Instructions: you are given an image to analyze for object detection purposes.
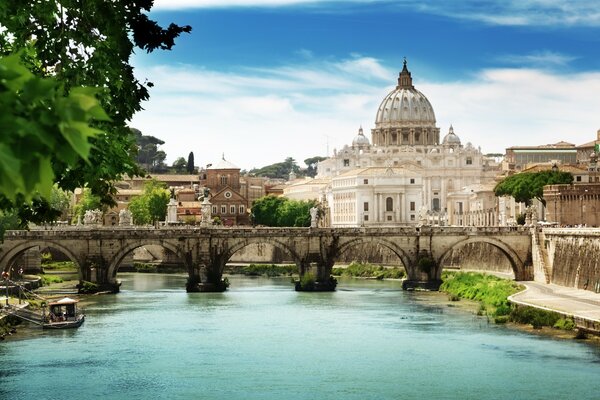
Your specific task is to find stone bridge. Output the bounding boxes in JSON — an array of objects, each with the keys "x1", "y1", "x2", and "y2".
[{"x1": 0, "y1": 226, "x2": 532, "y2": 292}]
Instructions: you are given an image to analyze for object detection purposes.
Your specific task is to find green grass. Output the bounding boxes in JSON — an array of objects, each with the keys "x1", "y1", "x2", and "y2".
[
  {"x1": 440, "y1": 271, "x2": 523, "y2": 317},
  {"x1": 42, "y1": 261, "x2": 77, "y2": 271},
  {"x1": 133, "y1": 263, "x2": 158, "y2": 273},
  {"x1": 226, "y1": 264, "x2": 297, "y2": 277},
  {"x1": 332, "y1": 262, "x2": 405, "y2": 280},
  {"x1": 40, "y1": 275, "x2": 64, "y2": 286}
]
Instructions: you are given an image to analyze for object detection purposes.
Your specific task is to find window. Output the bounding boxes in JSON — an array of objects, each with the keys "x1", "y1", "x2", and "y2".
[
  {"x1": 364, "y1": 215, "x2": 369, "y2": 221},
  {"x1": 363, "y1": 179, "x2": 368, "y2": 184},
  {"x1": 402, "y1": 133, "x2": 409, "y2": 142},
  {"x1": 415, "y1": 133, "x2": 420, "y2": 142},
  {"x1": 343, "y1": 159, "x2": 350, "y2": 166},
  {"x1": 466, "y1": 157, "x2": 472, "y2": 165},
  {"x1": 386, "y1": 197, "x2": 393, "y2": 212},
  {"x1": 576, "y1": 176, "x2": 582, "y2": 182},
  {"x1": 363, "y1": 202, "x2": 369, "y2": 212},
  {"x1": 220, "y1": 205, "x2": 226, "y2": 214},
  {"x1": 220, "y1": 176, "x2": 228, "y2": 185},
  {"x1": 410, "y1": 178, "x2": 415, "y2": 184},
  {"x1": 230, "y1": 205, "x2": 236, "y2": 214},
  {"x1": 410, "y1": 201, "x2": 415, "y2": 211},
  {"x1": 212, "y1": 206, "x2": 217, "y2": 214},
  {"x1": 239, "y1": 205, "x2": 245, "y2": 214},
  {"x1": 387, "y1": 215, "x2": 392, "y2": 221},
  {"x1": 432, "y1": 198, "x2": 440, "y2": 212},
  {"x1": 410, "y1": 215, "x2": 415, "y2": 221}
]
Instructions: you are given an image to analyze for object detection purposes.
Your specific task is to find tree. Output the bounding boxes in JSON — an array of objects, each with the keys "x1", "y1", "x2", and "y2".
[
  {"x1": 0, "y1": 1, "x2": 191, "y2": 227},
  {"x1": 131, "y1": 128, "x2": 167, "y2": 172},
  {"x1": 72, "y1": 189, "x2": 103, "y2": 222},
  {"x1": 187, "y1": 152, "x2": 195, "y2": 174},
  {"x1": 248, "y1": 157, "x2": 301, "y2": 179},
  {"x1": 494, "y1": 170, "x2": 573, "y2": 206},
  {"x1": 304, "y1": 156, "x2": 327, "y2": 178},
  {"x1": 251, "y1": 195, "x2": 316, "y2": 227},
  {"x1": 128, "y1": 180, "x2": 169, "y2": 224},
  {"x1": 172, "y1": 157, "x2": 188, "y2": 174}
]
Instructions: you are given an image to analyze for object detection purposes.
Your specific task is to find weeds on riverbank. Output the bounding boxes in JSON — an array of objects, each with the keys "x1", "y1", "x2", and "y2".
[
  {"x1": 226, "y1": 264, "x2": 297, "y2": 277},
  {"x1": 40, "y1": 275, "x2": 63, "y2": 286},
  {"x1": 42, "y1": 261, "x2": 77, "y2": 271},
  {"x1": 332, "y1": 262, "x2": 405, "y2": 280},
  {"x1": 440, "y1": 272, "x2": 576, "y2": 331}
]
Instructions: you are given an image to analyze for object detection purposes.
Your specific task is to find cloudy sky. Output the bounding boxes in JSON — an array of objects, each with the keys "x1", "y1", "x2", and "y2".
[{"x1": 130, "y1": 0, "x2": 600, "y2": 170}]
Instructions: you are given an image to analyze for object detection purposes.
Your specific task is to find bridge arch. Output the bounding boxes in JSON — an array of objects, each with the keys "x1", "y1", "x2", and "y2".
[
  {"x1": 336, "y1": 237, "x2": 412, "y2": 269},
  {"x1": 0, "y1": 240, "x2": 83, "y2": 278},
  {"x1": 107, "y1": 240, "x2": 185, "y2": 279},
  {"x1": 223, "y1": 237, "x2": 303, "y2": 272},
  {"x1": 437, "y1": 237, "x2": 525, "y2": 280}
]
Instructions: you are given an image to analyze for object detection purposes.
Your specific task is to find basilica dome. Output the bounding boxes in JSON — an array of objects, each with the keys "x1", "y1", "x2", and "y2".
[
  {"x1": 374, "y1": 61, "x2": 436, "y2": 128},
  {"x1": 352, "y1": 126, "x2": 370, "y2": 147},
  {"x1": 442, "y1": 125, "x2": 461, "y2": 146}
]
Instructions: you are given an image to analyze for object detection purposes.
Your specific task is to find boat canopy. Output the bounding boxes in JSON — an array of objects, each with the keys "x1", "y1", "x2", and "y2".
[{"x1": 48, "y1": 297, "x2": 79, "y2": 306}]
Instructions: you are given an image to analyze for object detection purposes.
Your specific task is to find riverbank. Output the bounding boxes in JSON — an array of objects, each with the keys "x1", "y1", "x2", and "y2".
[{"x1": 440, "y1": 271, "x2": 597, "y2": 341}]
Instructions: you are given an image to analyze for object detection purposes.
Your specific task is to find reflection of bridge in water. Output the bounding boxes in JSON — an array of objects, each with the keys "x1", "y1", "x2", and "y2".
[{"x1": 0, "y1": 226, "x2": 532, "y2": 292}]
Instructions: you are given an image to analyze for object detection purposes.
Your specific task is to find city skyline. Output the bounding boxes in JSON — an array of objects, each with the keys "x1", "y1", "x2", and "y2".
[{"x1": 130, "y1": 0, "x2": 600, "y2": 170}]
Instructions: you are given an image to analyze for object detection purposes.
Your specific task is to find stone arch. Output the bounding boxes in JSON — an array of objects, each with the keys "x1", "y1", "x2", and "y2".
[
  {"x1": 0, "y1": 240, "x2": 83, "y2": 279},
  {"x1": 223, "y1": 237, "x2": 303, "y2": 273},
  {"x1": 336, "y1": 237, "x2": 412, "y2": 269},
  {"x1": 107, "y1": 240, "x2": 184, "y2": 279},
  {"x1": 437, "y1": 237, "x2": 525, "y2": 280}
]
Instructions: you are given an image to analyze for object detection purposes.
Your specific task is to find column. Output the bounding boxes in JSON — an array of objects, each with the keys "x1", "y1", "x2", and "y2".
[{"x1": 396, "y1": 193, "x2": 401, "y2": 222}]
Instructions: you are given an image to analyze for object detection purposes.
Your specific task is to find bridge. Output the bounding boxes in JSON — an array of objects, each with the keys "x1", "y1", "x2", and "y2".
[{"x1": 0, "y1": 226, "x2": 532, "y2": 292}]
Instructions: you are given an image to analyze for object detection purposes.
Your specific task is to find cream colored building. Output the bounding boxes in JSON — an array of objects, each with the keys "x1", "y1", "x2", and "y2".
[{"x1": 317, "y1": 61, "x2": 498, "y2": 227}]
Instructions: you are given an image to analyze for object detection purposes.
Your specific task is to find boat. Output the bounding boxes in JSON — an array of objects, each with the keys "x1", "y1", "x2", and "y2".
[{"x1": 43, "y1": 297, "x2": 85, "y2": 329}]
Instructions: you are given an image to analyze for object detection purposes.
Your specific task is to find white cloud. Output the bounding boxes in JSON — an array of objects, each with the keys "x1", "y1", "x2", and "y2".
[
  {"x1": 152, "y1": 0, "x2": 600, "y2": 27},
  {"x1": 499, "y1": 50, "x2": 577, "y2": 67},
  {"x1": 131, "y1": 57, "x2": 600, "y2": 170}
]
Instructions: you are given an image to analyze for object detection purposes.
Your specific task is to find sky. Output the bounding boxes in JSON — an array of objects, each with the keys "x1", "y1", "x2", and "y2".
[{"x1": 130, "y1": 0, "x2": 600, "y2": 171}]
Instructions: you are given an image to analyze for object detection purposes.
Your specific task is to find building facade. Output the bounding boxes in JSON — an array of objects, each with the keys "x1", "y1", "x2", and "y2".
[{"x1": 316, "y1": 61, "x2": 498, "y2": 227}]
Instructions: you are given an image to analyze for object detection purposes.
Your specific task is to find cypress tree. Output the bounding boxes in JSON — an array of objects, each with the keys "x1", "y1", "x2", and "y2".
[{"x1": 187, "y1": 152, "x2": 195, "y2": 174}]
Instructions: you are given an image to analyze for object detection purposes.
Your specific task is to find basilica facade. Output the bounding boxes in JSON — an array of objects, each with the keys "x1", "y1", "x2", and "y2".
[{"x1": 316, "y1": 61, "x2": 498, "y2": 227}]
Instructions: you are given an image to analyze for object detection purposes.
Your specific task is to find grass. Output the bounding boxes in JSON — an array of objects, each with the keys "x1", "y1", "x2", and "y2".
[
  {"x1": 440, "y1": 271, "x2": 577, "y2": 331},
  {"x1": 40, "y1": 275, "x2": 64, "y2": 286},
  {"x1": 226, "y1": 264, "x2": 297, "y2": 277},
  {"x1": 42, "y1": 261, "x2": 77, "y2": 271},
  {"x1": 332, "y1": 262, "x2": 405, "y2": 280}
]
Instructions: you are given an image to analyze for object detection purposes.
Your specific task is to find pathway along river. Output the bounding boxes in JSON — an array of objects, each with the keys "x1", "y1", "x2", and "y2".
[{"x1": 2, "y1": 274, "x2": 600, "y2": 399}]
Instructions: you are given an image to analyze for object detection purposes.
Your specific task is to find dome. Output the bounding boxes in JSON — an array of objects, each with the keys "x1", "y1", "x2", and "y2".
[
  {"x1": 352, "y1": 126, "x2": 370, "y2": 147},
  {"x1": 374, "y1": 61, "x2": 436, "y2": 128},
  {"x1": 442, "y1": 125, "x2": 461, "y2": 146}
]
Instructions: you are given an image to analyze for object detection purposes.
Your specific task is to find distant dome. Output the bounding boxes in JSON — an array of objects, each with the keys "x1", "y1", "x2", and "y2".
[
  {"x1": 352, "y1": 126, "x2": 370, "y2": 147},
  {"x1": 442, "y1": 125, "x2": 461, "y2": 146},
  {"x1": 208, "y1": 154, "x2": 239, "y2": 170},
  {"x1": 374, "y1": 60, "x2": 436, "y2": 128}
]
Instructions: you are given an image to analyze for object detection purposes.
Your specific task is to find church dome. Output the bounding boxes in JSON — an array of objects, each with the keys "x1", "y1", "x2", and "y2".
[
  {"x1": 374, "y1": 60, "x2": 436, "y2": 128},
  {"x1": 352, "y1": 126, "x2": 370, "y2": 147},
  {"x1": 442, "y1": 125, "x2": 461, "y2": 146}
]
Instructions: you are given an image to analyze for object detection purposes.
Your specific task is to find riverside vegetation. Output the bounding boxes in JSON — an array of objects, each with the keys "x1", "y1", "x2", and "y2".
[
  {"x1": 332, "y1": 262, "x2": 406, "y2": 280},
  {"x1": 441, "y1": 271, "x2": 576, "y2": 332}
]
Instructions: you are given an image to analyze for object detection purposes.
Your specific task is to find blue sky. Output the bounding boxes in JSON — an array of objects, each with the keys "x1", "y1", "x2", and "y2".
[{"x1": 130, "y1": 0, "x2": 600, "y2": 170}]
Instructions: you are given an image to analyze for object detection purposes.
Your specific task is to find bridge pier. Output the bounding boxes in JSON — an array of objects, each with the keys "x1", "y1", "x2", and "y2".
[
  {"x1": 402, "y1": 253, "x2": 442, "y2": 291},
  {"x1": 80, "y1": 257, "x2": 121, "y2": 293},
  {"x1": 186, "y1": 258, "x2": 229, "y2": 293}
]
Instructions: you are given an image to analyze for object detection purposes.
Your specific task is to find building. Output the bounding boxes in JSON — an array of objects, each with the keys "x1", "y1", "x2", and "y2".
[
  {"x1": 544, "y1": 183, "x2": 600, "y2": 227},
  {"x1": 503, "y1": 141, "x2": 577, "y2": 172},
  {"x1": 316, "y1": 61, "x2": 498, "y2": 227}
]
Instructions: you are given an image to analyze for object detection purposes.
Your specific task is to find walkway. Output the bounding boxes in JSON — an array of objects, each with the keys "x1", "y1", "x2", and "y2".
[{"x1": 509, "y1": 281, "x2": 600, "y2": 322}]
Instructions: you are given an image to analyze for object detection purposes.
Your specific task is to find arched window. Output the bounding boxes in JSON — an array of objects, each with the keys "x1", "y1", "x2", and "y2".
[
  {"x1": 386, "y1": 197, "x2": 393, "y2": 212},
  {"x1": 432, "y1": 198, "x2": 440, "y2": 212}
]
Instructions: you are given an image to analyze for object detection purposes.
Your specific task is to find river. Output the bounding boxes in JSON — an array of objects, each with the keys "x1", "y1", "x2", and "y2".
[{"x1": 1, "y1": 274, "x2": 600, "y2": 399}]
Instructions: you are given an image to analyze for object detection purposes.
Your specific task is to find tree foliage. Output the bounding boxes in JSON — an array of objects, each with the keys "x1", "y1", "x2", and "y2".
[
  {"x1": 252, "y1": 195, "x2": 316, "y2": 227},
  {"x1": 128, "y1": 180, "x2": 169, "y2": 225},
  {"x1": 249, "y1": 157, "x2": 300, "y2": 179},
  {"x1": 0, "y1": 1, "x2": 190, "y2": 226},
  {"x1": 131, "y1": 128, "x2": 167, "y2": 173},
  {"x1": 72, "y1": 189, "x2": 103, "y2": 222},
  {"x1": 172, "y1": 157, "x2": 188, "y2": 174},
  {"x1": 187, "y1": 152, "x2": 195, "y2": 174},
  {"x1": 304, "y1": 156, "x2": 327, "y2": 178},
  {"x1": 494, "y1": 170, "x2": 573, "y2": 205}
]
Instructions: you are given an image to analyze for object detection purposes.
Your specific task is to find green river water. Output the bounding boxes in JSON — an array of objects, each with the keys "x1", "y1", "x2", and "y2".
[{"x1": 1, "y1": 273, "x2": 600, "y2": 399}]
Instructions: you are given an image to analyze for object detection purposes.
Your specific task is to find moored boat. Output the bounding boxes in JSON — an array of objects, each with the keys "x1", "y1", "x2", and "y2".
[{"x1": 43, "y1": 297, "x2": 85, "y2": 329}]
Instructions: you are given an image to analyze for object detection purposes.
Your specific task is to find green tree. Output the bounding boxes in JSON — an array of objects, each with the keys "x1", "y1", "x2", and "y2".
[
  {"x1": 304, "y1": 156, "x2": 327, "y2": 178},
  {"x1": 494, "y1": 170, "x2": 573, "y2": 206},
  {"x1": 72, "y1": 189, "x2": 103, "y2": 222},
  {"x1": 131, "y1": 128, "x2": 167, "y2": 172},
  {"x1": 249, "y1": 157, "x2": 300, "y2": 179},
  {"x1": 128, "y1": 180, "x2": 169, "y2": 224},
  {"x1": 0, "y1": 1, "x2": 191, "y2": 226},
  {"x1": 172, "y1": 157, "x2": 187, "y2": 174},
  {"x1": 49, "y1": 186, "x2": 72, "y2": 221},
  {"x1": 251, "y1": 196, "x2": 316, "y2": 227},
  {"x1": 187, "y1": 152, "x2": 195, "y2": 174}
]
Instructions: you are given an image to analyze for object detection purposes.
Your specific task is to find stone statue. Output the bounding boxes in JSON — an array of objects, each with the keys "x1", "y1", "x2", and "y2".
[
  {"x1": 170, "y1": 188, "x2": 175, "y2": 199},
  {"x1": 83, "y1": 209, "x2": 103, "y2": 225},
  {"x1": 203, "y1": 187, "x2": 210, "y2": 200},
  {"x1": 119, "y1": 209, "x2": 132, "y2": 226},
  {"x1": 310, "y1": 206, "x2": 319, "y2": 228},
  {"x1": 418, "y1": 206, "x2": 428, "y2": 225}
]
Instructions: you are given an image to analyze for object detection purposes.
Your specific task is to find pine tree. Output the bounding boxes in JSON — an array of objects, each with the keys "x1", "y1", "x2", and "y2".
[{"x1": 187, "y1": 152, "x2": 195, "y2": 174}]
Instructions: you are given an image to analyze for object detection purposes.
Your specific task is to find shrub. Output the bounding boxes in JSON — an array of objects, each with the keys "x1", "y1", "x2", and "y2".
[
  {"x1": 133, "y1": 263, "x2": 157, "y2": 273},
  {"x1": 299, "y1": 272, "x2": 316, "y2": 290},
  {"x1": 509, "y1": 306, "x2": 561, "y2": 329},
  {"x1": 331, "y1": 262, "x2": 405, "y2": 280},
  {"x1": 553, "y1": 317, "x2": 576, "y2": 331},
  {"x1": 40, "y1": 252, "x2": 52, "y2": 264},
  {"x1": 40, "y1": 275, "x2": 63, "y2": 286},
  {"x1": 78, "y1": 280, "x2": 99, "y2": 293}
]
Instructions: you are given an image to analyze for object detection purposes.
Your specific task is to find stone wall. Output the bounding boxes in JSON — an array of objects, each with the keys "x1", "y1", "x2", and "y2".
[
  {"x1": 536, "y1": 228, "x2": 600, "y2": 292},
  {"x1": 440, "y1": 242, "x2": 514, "y2": 277}
]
